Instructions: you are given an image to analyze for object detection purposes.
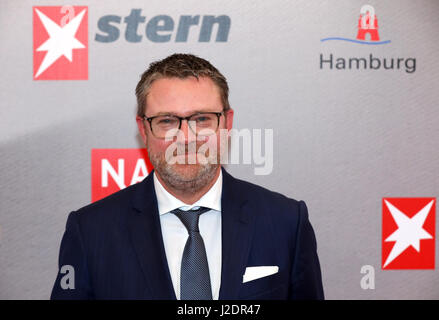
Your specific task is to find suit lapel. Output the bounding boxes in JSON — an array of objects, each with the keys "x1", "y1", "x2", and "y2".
[
  {"x1": 127, "y1": 171, "x2": 176, "y2": 299},
  {"x1": 218, "y1": 168, "x2": 256, "y2": 299},
  {"x1": 127, "y1": 168, "x2": 255, "y2": 300}
]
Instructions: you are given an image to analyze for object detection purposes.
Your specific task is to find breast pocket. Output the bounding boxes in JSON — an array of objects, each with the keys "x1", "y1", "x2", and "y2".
[{"x1": 238, "y1": 268, "x2": 288, "y2": 299}]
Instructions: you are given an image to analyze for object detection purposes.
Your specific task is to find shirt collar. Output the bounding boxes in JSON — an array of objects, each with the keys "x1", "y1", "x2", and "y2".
[{"x1": 153, "y1": 169, "x2": 222, "y2": 215}]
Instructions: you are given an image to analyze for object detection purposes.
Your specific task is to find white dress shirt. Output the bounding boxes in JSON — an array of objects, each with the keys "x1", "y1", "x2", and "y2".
[{"x1": 153, "y1": 170, "x2": 222, "y2": 300}]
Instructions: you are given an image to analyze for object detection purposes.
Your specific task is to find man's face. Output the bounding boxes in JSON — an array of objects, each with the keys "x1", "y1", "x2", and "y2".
[{"x1": 136, "y1": 76, "x2": 233, "y2": 192}]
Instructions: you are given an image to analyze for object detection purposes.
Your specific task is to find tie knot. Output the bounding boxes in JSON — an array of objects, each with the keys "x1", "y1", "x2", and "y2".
[{"x1": 171, "y1": 207, "x2": 211, "y2": 233}]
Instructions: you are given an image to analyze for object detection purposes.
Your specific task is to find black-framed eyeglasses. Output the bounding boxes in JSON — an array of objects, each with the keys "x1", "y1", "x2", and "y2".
[{"x1": 143, "y1": 111, "x2": 224, "y2": 139}]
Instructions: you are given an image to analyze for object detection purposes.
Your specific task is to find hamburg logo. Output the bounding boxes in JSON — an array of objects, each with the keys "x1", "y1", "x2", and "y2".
[
  {"x1": 33, "y1": 6, "x2": 88, "y2": 80},
  {"x1": 91, "y1": 149, "x2": 153, "y2": 202},
  {"x1": 382, "y1": 198, "x2": 435, "y2": 270},
  {"x1": 321, "y1": 4, "x2": 390, "y2": 45}
]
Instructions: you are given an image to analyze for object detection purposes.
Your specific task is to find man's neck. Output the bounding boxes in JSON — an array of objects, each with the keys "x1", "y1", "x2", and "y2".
[{"x1": 155, "y1": 167, "x2": 221, "y2": 205}]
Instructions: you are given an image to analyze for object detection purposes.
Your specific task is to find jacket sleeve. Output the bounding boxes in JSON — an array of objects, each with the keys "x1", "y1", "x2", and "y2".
[
  {"x1": 289, "y1": 200, "x2": 324, "y2": 300},
  {"x1": 50, "y1": 211, "x2": 94, "y2": 299}
]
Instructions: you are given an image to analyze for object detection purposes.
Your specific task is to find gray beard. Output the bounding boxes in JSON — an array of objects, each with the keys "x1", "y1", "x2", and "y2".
[{"x1": 147, "y1": 147, "x2": 220, "y2": 194}]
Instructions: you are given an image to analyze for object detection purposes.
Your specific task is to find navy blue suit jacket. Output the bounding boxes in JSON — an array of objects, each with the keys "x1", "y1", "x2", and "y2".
[{"x1": 51, "y1": 168, "x2": 324, "y2": 299}]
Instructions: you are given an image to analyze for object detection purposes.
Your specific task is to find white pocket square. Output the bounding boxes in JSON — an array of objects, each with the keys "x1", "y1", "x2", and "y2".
[{"x1": 242, "y1": 266, "x2": 279, "y2": 283}]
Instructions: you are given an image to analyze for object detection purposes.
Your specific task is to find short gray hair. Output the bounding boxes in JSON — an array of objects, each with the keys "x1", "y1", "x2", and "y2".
[{"x1": 135, "y1": 53, "x2": 230, "y2": 117}]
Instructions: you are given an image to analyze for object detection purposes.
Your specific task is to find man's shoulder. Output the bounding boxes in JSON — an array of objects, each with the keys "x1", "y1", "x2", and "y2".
[
  {"x1": 224, "y1": 171, "x2": 308, "y2": 234},
  {"x1": 70, "y1": 179, "x2": 147, "y2": 225},
  {"x1": 224, "y1": 169, "x2": 304, "y2": 213}
]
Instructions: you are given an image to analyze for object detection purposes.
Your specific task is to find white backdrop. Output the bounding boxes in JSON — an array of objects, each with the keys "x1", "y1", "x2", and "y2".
[{"x1": 1, "y1": 0, "x2": 438, "y2": 299}]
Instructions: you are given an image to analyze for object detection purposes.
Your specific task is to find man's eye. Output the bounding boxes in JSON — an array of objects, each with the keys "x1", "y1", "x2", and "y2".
[{"x1": 158, "y1": 118, "x2": 177, "y2": 125}]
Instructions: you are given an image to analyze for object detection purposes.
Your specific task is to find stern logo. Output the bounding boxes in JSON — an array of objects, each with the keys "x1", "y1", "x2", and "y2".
[
  {"x1": 382, "y1": 198, "x2": 435, "y2": 269},
  {"x1": 33, "y1": 6, "x2": 88, "y2": 80}
]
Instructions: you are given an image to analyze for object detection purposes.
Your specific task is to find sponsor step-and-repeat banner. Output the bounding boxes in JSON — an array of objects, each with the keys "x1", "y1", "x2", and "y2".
[{"x1": 1, "y1": 0, "x2": 438, "y2": 299}]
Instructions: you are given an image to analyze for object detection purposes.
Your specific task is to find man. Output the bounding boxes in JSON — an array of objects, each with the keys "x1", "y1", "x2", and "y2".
[{"x1": 51, "y1": 53, "x2": 324, "y2": 300}]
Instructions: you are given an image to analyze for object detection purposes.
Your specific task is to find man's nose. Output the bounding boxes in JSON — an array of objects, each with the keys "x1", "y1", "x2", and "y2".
[{"x1": 178, "y1": 119, "x2": 197, "y2": 144}]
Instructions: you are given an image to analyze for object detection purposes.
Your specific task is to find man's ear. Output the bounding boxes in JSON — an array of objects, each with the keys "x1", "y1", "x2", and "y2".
[
  {"x1": 225, "y1": 108, "x2": 234, "y2": 132},
  {"x1": 136, "y1": 116, "x2": 148, "y2": 145}
]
